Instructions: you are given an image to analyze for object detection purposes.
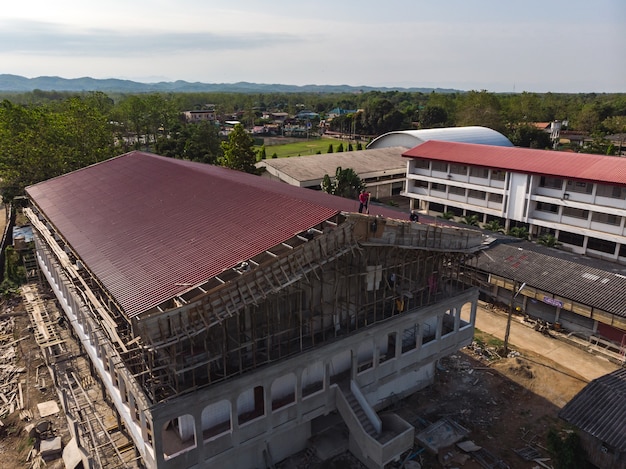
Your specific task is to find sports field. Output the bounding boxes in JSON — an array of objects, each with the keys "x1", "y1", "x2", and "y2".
[{"x1": 258, "y1": 138, "x2": 339, "y2": 158}]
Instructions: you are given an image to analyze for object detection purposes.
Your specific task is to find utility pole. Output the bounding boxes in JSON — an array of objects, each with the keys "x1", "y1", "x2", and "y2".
[{"x1": 503, "y1": 281, "x2": 526, "y2": 356}]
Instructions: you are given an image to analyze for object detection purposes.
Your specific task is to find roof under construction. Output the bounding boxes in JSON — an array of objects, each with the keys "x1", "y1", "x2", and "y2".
[{"x1": 25, "y1": 151, "x2": 408, "y2": 319}]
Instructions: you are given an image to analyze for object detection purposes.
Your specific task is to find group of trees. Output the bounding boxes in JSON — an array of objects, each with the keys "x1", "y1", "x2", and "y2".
[
  {"x1": 0, "y1": 95, "x2": 116, "y2": 201},
  {"x1": 327, "y1": 90, "x2": 626, "y2": 151},
  {"x1": 0, "y1": 88, "x2": 624, "y2": 202}
]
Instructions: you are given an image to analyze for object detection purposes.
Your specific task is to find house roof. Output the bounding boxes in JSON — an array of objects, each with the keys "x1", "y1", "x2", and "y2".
[
  {"x1": 559, "y1": 368, "x2": 626, "y2": 450},
  {"x1": 530, "y1": 122, "x2": 551, "y2": 130},
  {"x1": 257, "y1": 147, "x2": 407, "y2": 187},
  {"x1": 367, "y1": 126, "x2": 513, "y2": 149},
  {"x1": 474, "y1": 242, "x2": 626, "y2": 317},
  {"x1": 403, "y1": 140, "x2": 626, "y2": 185},
  {"x1": 26, "y1": 151, "x2": 408, "y2": 319}
]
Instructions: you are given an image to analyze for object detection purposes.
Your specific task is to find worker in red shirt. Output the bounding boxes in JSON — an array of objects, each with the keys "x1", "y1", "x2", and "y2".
[{"x1": 358, "y1": 190, "x2": 370, "y2": 213}]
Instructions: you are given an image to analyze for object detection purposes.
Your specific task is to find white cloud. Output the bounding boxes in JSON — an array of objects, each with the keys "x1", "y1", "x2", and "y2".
[{"x1": 1, "y1": 0, "x2": 624, "y2": 92}]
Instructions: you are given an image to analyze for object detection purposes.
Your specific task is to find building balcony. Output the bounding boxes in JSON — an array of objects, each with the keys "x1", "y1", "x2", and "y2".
[
  {"x1": 589, "y1": 221, "x2": 624, "y2": 236},
  {"x1": 468, "y1": 176, "x2": 490, "y2": 186},
  {"x1": 534, "y1": 187, "x2": 563, "y2": 199},
  {"x1": 560, "y1": 215, "x2": 591, "y2": 229},
  {"x1": 530, "y1": 211, "x2": 560, "y2": 223},
  {"x1": 595, "y1": 195, "x2": 626, "y2": 211}
]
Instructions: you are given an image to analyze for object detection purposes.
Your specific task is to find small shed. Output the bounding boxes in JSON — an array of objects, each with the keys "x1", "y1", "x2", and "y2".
[{"x1": 559, "y1": 369, "x2": 626, "y2": 469}]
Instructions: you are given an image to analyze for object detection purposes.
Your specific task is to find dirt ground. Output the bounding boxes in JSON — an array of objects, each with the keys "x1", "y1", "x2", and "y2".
[
  {"x1": 0, "y1": 294, "x2": 602, "y2": 469},
  {"x1": 0, "y1": 299, "x2": 68, "y2": 469},
  {"x1": 278, "y1": 331, "x2": 596, "y2": 469},
  {"x1": 394, "y1": 344, "x2": 588, "y2": 469}
]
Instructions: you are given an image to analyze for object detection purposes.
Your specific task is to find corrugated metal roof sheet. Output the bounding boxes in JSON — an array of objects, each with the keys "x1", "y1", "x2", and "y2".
[
  {"x1": 403, "y1": 141, "x2": 626, "y2": 185},
  {"x1": 475, "y1": 243, "x2": 626, "y2": 317},
  {"x1": 26, "y1": 151, "x2": 407, "y2": 318},
  {"x1": 258, "y1": 147, "x2": 407, "y2": 185},
  {"x1": 559, "y1": 368, "x2": 626, "y2": 450}
]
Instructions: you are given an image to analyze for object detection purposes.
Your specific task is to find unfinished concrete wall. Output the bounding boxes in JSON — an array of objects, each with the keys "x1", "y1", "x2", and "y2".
[
  {"x1": 32, "y1": 235, "x2": 156, "y2": 467},
  {"x1": 147, "y1": 289, "x2": 477, "y2": 469}
]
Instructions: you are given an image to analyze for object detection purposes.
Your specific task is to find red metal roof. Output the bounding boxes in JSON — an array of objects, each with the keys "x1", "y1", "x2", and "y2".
[
  {"x1": 26, "y1": 151, "x2": 405, "y2": 318},
  {"x1": 403, "y1": 141, "x2": 626, "y2": 185}
]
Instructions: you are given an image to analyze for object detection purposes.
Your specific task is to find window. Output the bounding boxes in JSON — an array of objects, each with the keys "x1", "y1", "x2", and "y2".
[
  {"x1": 587, "y1": 237, "x2": 616, "y2": 254},
  {"x1": 449, "y1": 164, "x2": 467, "y2": 175},
  {"x1": 413, "y1": 159, "x2": 429, "y2": 169},
  {"x1": 596, "y1": 184, "x2": 626, "y2": 199},
  {"x1": 431, "y1": 182, "x2": 446, "y2": 192},
  {"x1": 562, "y1": 207, "x2": 589, "y2": 219},
  {"x1": 539, "y1": 176, "x2": 563, "y2": 189},
  {"x1": 566, "y1": 180, "x2": 593, "y2": 194},
  {"x1": 448, "y1": 186, "x2": 465, "y2": 196},
  {"x1": 536, "y1": 202, "x2": 559, "y2": 213},
  {"x1": 491, "y1": 170, "x2": 506, "y2": 181},
  {"x1": 468, "y1": 189, "x2": 486, "y2": 200},
  {"x1": 431, "y1": 161, "x2": 447, "y2": 172},
  {"x1": 558, "y1": 231, "x2": 584, "y2": 247},
  {"x1": 591, "y1": 212, "x2": 621, "y2": 226},
  {"x1": 488, "y1": 193, "x2": 503, "y2": 203},
  {"x1": 414, "y1": 180, "x2": 428, "y2": 189},
  {"x1": 470, "y1": 167, "x2": 489, "y2": 178}
]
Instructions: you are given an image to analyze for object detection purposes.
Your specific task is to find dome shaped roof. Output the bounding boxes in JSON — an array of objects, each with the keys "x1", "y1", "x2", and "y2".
[{"x1": 367, "y1": 126, "x2": 513, "y2": 149}]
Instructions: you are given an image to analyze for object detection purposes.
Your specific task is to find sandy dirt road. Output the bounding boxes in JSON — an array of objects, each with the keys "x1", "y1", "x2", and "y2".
[{"x1": 463, "y1": 302, "x2": 620, "y2": 382}]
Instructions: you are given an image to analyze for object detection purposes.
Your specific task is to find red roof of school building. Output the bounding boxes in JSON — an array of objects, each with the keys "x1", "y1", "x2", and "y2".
[
  {"x1": 26, "y1": 151, "x2": 406, "y2": 318},
  {"x1": 403, "y1": 141, "x2": 626, "y2": 186}
]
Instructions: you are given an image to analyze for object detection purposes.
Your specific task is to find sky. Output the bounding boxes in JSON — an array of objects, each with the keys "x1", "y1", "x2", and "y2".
[{"x1": 1, "y1": 0, "x2": 625, "y2": 93}]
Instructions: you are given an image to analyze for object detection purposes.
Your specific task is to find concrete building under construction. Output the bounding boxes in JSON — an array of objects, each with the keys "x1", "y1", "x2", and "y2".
[{"x1": 24, "y1": 151, "x2": 484, "y2": 468}]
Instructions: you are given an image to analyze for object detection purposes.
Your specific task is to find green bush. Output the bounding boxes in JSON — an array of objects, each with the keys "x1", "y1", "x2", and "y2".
[{"x1": 547, "y1": 429, "x2": 589, "y2": 469}]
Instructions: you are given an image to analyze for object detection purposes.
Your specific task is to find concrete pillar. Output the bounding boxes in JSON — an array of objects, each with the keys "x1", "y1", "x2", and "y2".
[
  {"x1": 231, "y1": 397, "x2": 240, "y2": 446},
  {"x1": 194, "y1": 410, "x2": 203, "y2": 452},
  {"x1": 453, "y1": 306, "x2": 461, "y2": 331},
  {"x1": 470, "y1": 300, "x2": 477, "y2": 326},
  {"x1": 436, "y1": 314, "x2": 443, "y2": 340},
  {"x1": 153, "y1": 418, "x2": 165, "y2": 466}
]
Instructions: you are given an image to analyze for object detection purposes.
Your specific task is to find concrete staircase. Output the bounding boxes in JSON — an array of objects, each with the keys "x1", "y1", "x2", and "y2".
[
  {"x1": 341, "y1": 385, "x2": 379, "y2": 438},
  {"x1": 335, "y1": 381, "x2": 414, "y2": 468}
]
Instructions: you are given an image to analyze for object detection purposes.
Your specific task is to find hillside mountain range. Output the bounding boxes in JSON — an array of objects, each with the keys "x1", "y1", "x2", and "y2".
[{"x1": 0, "y1": 74, "x2": 458, "y2": 94}]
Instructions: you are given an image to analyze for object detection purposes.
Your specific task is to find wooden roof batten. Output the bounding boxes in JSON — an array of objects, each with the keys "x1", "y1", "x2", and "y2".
[
  {"x1": 138, "y1": 219, "x2": 360, "y2": 350},
  {"x1": 137, "y1": 215, "x2": 485, "y2": 350}
]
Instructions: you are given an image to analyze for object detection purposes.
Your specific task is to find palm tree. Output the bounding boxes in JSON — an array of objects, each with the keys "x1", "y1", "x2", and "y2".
[
  {"x1": 483, "y1": 220, "x2": 505, "y2": 233},
  {"x1": 537, "y1": 234, "x2": 561, "y2": 248},
  {"x1": 440, "y1": 211, "x2": 455, "y2": 220},
  {"x1": 461, "y1": 214, "x2": 480, "y2": 226},
  {"x1": 507, "y1": 226, "x2": 529, "y2": 240}
]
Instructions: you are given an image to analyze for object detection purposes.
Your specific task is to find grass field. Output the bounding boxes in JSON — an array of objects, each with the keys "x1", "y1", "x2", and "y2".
[{"x1": 258, "y1": 138, "x2": 339, "y2": 158}]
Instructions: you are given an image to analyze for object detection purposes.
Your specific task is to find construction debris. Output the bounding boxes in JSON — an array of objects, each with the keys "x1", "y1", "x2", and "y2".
[
  {"x1": 36, "y1": 400, "x2": 60, "y2": 418},
  {"x1": 0, "y1": 313, "x2": 26, "y2": 419}
]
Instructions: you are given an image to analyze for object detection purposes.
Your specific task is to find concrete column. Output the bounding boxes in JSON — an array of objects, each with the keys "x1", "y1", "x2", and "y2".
[
  {"x1": 153, "y1": 418, "x2": 165, "y2": 466},
  {"x1": 394, "y1": 331, "x2": 401, "y2": 358},
  {"x1": 372, "y1": 340, "x2": 380, "y2": 368},
  {"x1": 231, "y1": 397, "x2": 240, "y2": 446},
  {"x1": 470, "y1": 300, "x2": 477, "y2": 325},
  {"x1": 436, "y1": 314, "x2": 443, "y2": 340},
  {"x1": 194, "y1": 410, "x2": 203, "y2": 452},
  {"x1": 295, "y1": 371, "x2": 303, "y2": 421},
  {"x1": 416, "y1": 324, "x2": 423, "y2": 350},
  {"x1": 139, "y1": 408, "x2": 149, "y2": 443}
]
